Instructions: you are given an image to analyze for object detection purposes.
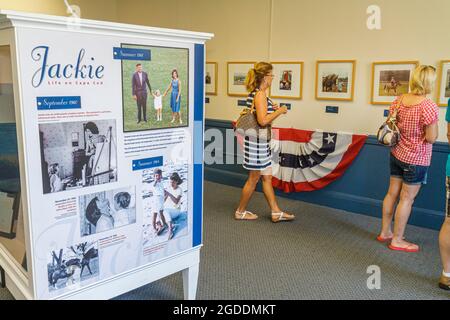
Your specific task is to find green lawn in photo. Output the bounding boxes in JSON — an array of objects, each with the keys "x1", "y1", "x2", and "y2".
[
  {"x1": 122, "y1": 45, "x2": 189, "y2": 132},
  {"x1": 378, "y1": 81, "x2": 409, "y2": 96}
]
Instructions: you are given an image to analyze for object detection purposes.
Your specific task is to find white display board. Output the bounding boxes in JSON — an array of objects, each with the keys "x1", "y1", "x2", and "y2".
[{"x1": 0, "y1": 10, "x2": 212, "y2": 300}]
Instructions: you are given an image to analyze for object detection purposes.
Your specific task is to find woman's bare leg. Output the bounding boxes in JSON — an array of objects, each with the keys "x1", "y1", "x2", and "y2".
[
  {"x1": 379, "y1": 177, "x2": 402, "y2": 238},
  {"x1": 236, "y1": 171, "x2": 261, "y2": 216},
  {"x1": 440, "y1": 218, "x2": 450, "y2": 273},
  {"x1": 261, "y1": 174, "x2": 294, "y2": 220},
  {"x1": 261, "y1": 174, "x2": 281, "y2": 212},
  {"x1": 391, "y1": 183, "x2": 421, "y2": 249}
]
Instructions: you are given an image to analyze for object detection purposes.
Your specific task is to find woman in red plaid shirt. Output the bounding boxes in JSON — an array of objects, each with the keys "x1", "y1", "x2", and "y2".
[{"x1": 377, "y1": 65, "x2": 439, "y2": 253}]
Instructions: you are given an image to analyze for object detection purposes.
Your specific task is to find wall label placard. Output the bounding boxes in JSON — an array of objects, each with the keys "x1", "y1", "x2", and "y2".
[{"x1": 326, "y1": 106, "x2": 339, "y2": 114}]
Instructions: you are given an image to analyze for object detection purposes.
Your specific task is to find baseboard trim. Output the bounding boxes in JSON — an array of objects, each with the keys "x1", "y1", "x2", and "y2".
[{"x1": 205, "y1": 166, "x2": 444, "y2": 230}]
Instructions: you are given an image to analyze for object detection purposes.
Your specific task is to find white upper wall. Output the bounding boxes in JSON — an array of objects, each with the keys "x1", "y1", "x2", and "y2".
[
  {"x1": 117, "y1": 0, "x2": 450, "y2": 141},
  {"x1": 1, "y1": 0, "x2": 448, "y2": 140}
]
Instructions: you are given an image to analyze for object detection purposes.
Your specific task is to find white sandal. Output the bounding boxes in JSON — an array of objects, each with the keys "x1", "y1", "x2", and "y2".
[
  {"x1": 271, "y1": 212, "x2": 295, "y2": 223},
  {"x1": 235, "y1": 210, "x2": 258, "y2": 221}
]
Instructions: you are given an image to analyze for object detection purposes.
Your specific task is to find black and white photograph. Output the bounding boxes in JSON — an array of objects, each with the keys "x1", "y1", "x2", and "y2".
[
  {"x1": 47, "y1": 241, "x2": 99, "y2": 292},
  {"x1": 80, "y1": 187, "x2": 136, "y2": 236},
  {"x1": 142, "y1": 162, "x2": 188, "y2": 247},
  {"x1": 39, "y1": 120, "x2": 118, "y2": 194}
]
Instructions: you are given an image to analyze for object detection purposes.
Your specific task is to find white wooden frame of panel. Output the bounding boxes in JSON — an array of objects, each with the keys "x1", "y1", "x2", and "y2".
[{"x1": 0, "y1": 10, "x2": 212, "y2": 300}]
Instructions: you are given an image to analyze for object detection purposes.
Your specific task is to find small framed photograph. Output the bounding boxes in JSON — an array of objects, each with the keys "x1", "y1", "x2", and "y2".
[
  {"x1": 270, "y1": 62, "x2": 303, "y2": 100},
  {"x1": 205, "y1": 62, "x2": 218, "y2": 96},
  {"x1": 227, "y1": 62, "x2": 255, "y2": 97},
  {"x1": 437, "y1": 60, "x2": 450, "y2": 107},
  {"x1": 315, "y1": 60, "x2": 356, "y2": 101},
  {"x1": 371, "y1": 61, "x2": 419, "y2": 105}
]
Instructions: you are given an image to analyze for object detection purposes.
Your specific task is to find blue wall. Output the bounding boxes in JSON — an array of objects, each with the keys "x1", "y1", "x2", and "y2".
[{"x1": 204, "y1": 119, "x2": 449, "y2": 230}]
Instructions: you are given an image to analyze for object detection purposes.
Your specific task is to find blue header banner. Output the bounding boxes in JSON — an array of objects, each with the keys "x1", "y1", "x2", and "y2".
[
  {"x1": 132, "y1": 156, "x2": 163, "y2": 171},
  {"x1": 37, "y1": 96, "x2": 81, "y2": 110},
  {"x1": 113, "y1": 47, "x2": 151, "y2": 61}
]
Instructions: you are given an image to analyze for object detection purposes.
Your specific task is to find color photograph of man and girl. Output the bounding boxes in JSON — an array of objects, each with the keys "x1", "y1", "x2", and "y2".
[
  {"x1": 121, "y1": 44, "x2": 189, "y2": 132},
  {"x1": 142, "y1": 163, "x2": 188, "y2": 246}
]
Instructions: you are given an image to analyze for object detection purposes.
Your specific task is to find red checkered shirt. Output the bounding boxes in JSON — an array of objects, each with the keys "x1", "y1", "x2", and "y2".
[{"x1": 390, "y1": 97, "x2": 439, "y2": 166}]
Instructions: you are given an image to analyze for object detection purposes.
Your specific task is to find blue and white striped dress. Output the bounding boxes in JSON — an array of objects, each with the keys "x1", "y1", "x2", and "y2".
[{"x1": 243, "y1": 89, "x2": 275, "y2": 171}]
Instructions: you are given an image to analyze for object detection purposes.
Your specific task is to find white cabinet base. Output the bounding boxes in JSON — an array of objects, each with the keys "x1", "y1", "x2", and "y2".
[
  {"x1": 182, "y1": 261, "x2": 199, "y2": 300},
  {"x1": 57, "y1": 247, "x2": 201, "y2": 300},
  {"x1": 3, "y1": 246, "x2": 201, "y2": 300}
]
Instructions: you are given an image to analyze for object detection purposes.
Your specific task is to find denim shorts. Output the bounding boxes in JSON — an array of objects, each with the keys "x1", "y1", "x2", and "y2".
[{"x1": 390, "y1": 154, "x2": 429, "y2": 185}]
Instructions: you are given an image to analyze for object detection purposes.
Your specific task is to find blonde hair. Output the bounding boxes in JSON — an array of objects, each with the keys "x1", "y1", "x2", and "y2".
[
  {"x1": 410, "y1": 65, "x2": 436, "y2": 95},
  {"x1": 245, "y1": 62, "x2": 273, "y2": 92}
]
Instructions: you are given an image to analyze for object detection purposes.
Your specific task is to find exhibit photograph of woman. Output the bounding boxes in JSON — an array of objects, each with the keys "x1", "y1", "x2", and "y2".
[
  {"x1": 377, "y1": 65, "x2": 439, "y2": 253},
  {"x1": 84, "y1": 122, "x2": 104, "y2": 179},
  {"x1": 163, "y1": 69, "x2": 183, "y2": 125},
  {"x1": 235, "y1": 62, "x2": 295, "y2": 223},
  {"x1": 39, "y1": 120, "x2": 118, "y2": 194},
  {"x1": 80, "y1": 188, "x2": 136, "y2": 236},
  {"x1": 163, "y1": 172, "x2": 184, "y2": 240}
]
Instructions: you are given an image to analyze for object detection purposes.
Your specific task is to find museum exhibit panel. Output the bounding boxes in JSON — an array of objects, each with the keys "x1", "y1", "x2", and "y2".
[{"x1": 0, "y1": 10, "x2": 212, "y2": 300}]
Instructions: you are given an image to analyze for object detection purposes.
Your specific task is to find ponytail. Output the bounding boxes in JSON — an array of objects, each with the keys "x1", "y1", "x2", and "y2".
[
  {"x1": 245, "y1": 62, "x2": 273, "y2": 92},
  {"x1": 245, "y1": 68, "x2": 257, "y2": 92}
]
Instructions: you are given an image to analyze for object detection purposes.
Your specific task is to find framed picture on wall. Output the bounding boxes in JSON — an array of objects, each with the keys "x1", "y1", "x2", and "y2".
[
  {"x1": 205, "y1": 62, "x2": 218, "y2": 95},
  {"x1": 437, "y1": 60, "x2": 450, "y2": 107},
  {"x1": 270, "y1": 62, "x2": 303, "y2": 100},
  {"x1": 227, "y1": 62, "x2": 255, "y2": 97},
  {"x1": 315, "y1": 60, "x2": 356, "y2": 101},
  {"x1": 371, "y1": 61, "x2": 419, "y2": 105}
]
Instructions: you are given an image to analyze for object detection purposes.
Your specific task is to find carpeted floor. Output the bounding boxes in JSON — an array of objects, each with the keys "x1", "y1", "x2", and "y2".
[{"x1": 1, "y1": 181, "x2": 449, "y2": 300}]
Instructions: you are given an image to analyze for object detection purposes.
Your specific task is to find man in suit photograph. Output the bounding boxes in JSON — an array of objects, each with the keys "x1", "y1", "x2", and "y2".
[{"x1": 132, "y1": 63, "x2": 152, "y2": 123}]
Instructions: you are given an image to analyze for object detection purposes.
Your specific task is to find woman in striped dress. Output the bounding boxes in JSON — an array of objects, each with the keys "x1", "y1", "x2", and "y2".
[{"x1": 235, "y1": 62, "x2": 295, "y2": 223}]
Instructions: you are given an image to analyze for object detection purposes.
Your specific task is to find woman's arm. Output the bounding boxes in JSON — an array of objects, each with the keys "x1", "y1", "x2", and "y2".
[
  {"x1": 255, "y1": 92, "x2": 286, "y2": 127},
  {"x1": 447, "y1": 123, "x2": 450, "y2": 144},
  {"x1": 163, "y1": 83, "x2": 172, "y2": 97},
  {"x1": 176, "y1": 80, "x2": 181, "y2": 102},
  {"x1": 85, "y1": 141, "x2": 96, "y2": 156},
  {"x1": 425, "y1": 122, "x2": 438, "y2": 144},
  {"x1": 165, "y1": 190, "x2": 181, "y2": 204}
]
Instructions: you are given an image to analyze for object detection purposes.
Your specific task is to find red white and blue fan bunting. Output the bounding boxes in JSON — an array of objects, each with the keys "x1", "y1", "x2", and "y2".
[{"x1": 271, "y1": 128, "x2": 367, "y2": 192}]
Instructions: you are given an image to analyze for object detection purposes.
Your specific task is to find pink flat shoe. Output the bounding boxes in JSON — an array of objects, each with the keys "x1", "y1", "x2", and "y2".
[{"x1": 388, "y1": 243, "x2": 419, "y2": 253}]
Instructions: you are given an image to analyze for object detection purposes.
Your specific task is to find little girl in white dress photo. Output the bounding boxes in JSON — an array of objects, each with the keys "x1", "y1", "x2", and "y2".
[{"x1": 152, "y1": 89, "x2": 163, "y2": 122}]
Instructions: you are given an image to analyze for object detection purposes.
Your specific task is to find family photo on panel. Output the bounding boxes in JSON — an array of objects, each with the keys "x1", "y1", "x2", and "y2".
[
  {"x1": 122, "y1": 44, "x2": 189, "y2": 132},
  {"x1": 132, "y1": 64, "x2": 183, "y2": 125}
]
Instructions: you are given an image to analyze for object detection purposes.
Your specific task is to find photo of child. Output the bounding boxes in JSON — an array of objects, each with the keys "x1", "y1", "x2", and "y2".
[
  {"x1": 142, "y1": 162, "x2": 188, "y2": 247},
  {"x1": 152, "y1": 89, "x2": 163, "y2": 122},
  {"x1": 39, "y1": 120, "x2": 118, "y2": 195},
  {"x1": 149, "y1": 168, "x2": 167, "y2": 235},
  {"x1": 48, "y1": 163, "x2": 64, "y2": 193}
]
